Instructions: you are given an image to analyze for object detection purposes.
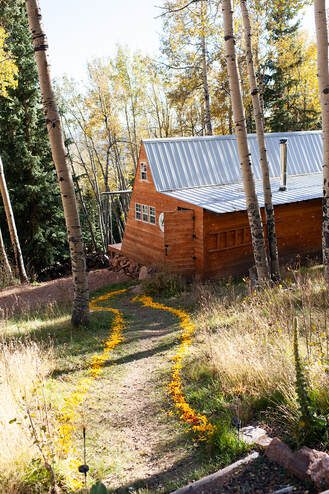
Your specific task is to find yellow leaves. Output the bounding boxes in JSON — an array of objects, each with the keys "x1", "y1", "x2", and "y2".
[
  {"x1": 134, "y1": 295, "x2": 214, "y2": 440},
  {"x1": 57, "y1": 288, "x2": 127, "y2": 459},
  {"x1": 0, "y1": 27, "x2": 18, "y2": 98}
]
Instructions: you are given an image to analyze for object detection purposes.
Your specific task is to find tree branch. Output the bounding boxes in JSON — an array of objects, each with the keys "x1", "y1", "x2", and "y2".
[{"x1": 155, "y1": 0, "x2": 205, "y2": 18}]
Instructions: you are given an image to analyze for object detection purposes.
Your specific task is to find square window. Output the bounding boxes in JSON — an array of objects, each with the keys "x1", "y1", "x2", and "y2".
[
  {"x1": 135, "y1": 203, "x2": 141, "y2": 220},
  {"x1": 140, "y1": 163, "x2": 147, "y2": 181},
  {"x1": 150, "y1": 206, "x2": 156, "y2": 224},
  {"x1": 142, "y1": 205, "x2": 149, "y2": 222}
]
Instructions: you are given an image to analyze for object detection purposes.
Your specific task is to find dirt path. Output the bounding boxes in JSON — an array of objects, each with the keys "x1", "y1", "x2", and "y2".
[
  {"x1": 0, "y1": 269, "x2": 129, "y2": 318},
  {"x1": 1, "y1": 284, "x2": 315, "y2": 493},
  {"x1": 80, "y1": 290, "x2": 201, "y2": 493}
]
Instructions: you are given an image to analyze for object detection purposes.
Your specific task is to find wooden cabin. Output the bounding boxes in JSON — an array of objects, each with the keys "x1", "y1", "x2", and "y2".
[{"x1": 112, "y1": 131, "x2": 323, "y2": 279}]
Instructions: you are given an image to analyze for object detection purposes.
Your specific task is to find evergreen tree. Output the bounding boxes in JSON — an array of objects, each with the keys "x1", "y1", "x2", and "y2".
[
  {"x1": 0, "y1": 0, "x2": 66, "y2": 275},
  {"x1": 262, "y1": 0, "x2": 320, "y2": 131}
]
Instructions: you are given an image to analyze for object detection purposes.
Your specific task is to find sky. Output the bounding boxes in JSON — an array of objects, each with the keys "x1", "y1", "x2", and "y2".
[
  {"x1": 39, "y1": 0, "x2": 163, "y2": 80},
  {"x1": 39, "y1": 0, "x2": 315, "y2": 81}
]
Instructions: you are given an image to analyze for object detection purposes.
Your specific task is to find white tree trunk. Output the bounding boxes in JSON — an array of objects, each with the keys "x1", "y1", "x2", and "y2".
[
  {"x1": 0, "y1": 156, "x2": 28, "y2": 283},
  {"x1": 25, "y1": 0, "x2": 89, "y2": 325},
  {"x1": 240, "y1": 0, "x2": 280, "y2": 281},
  {"x1": 222, "y1": 0, "x2": 270, "y2": 282},
  {"x1": 200, "y1": 0, "x2": 212, "y2": 136},
  {"x1": 0, "y1": 224, "x2": 13, "y2": 282},
  {"x1": 314, "y1": 0, "x2": 329, "y2": 281}
]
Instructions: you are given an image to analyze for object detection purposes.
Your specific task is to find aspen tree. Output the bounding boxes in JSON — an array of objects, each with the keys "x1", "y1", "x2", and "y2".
[
  {"x1": 200, "y1": 0, "x2": 213, "y2": 135},
  {"x1": 240, "y1": 0, "x2": 280, "y2": 281},
  {"x1": 0, "y1": 224, "x2": 13, "y2": 282},
  {"x1": 25, "y1": 0, "x2": 89, "y2": 325},
  {"x1": 314, "y1": 0, "x2": 329, "y2": 281},
  {"x1": 0, "y1": 155, "x2": 28, "y2": 283},
  {"x1": 222, "y1": 0, "x2": 270, "y2": 282}
]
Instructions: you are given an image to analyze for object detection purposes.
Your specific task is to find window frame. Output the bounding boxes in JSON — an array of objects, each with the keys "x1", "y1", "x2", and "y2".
[
  {"x1": 140, "y1": 162, "x2": 148, "y2": 181},
  {"x1": 142, "y1": 204, "x2": 149, "y2": 222},
  {"x1": 149, "y1": 206, "x2": 156, "y2": 225},
  {"x1": 135, "y1": 203, "x2": 141, "y2": 221}
]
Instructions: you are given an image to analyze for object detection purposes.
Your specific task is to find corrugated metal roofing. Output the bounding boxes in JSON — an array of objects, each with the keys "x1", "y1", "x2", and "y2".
[
  {"x1": 143, "y1": 131, "x2": 323, "y2": 192},
  {"x1": 163, "y1": 173, "x2": 322, "y2": 214}
]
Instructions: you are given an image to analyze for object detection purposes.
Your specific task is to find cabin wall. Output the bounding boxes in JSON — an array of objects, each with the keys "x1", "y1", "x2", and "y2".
[
  {"x1": 203, "y1": 199, "x2": 322, "y2": 278},
  {"x1": 121, "y1": 144, "x2": 205, "y2": 275}
]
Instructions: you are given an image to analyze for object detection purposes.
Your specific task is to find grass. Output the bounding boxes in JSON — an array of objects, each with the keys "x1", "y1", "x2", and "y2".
[
  {"x1": 1, "y1": 270, "x2": 328, "y2": 493},
  {"x1": 0, "y1": 283, "x2": 132, "y2": 493},
  {"x1": 0, "y1": 338, "x2": 56, "y2": 492},
  {"x1": 187, "y1": 267, "x2": 329, "y2": 449},
  {"x1": 1, "y1": 280, "x2": 226, "y2": 494}
]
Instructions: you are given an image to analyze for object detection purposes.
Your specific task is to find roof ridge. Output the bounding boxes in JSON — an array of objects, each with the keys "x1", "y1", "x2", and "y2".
[{"x1": 143, "y1": 130, "x2": 322, "y2": 144}]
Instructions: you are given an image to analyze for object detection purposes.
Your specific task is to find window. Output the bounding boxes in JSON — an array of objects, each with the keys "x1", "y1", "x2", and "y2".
[
  {"x1": 135, "y1": 203, "x2": 141, "y2": 220},
  {"x1": 140, "y1": 163, "x2": 147, "y2": 181},
  {"x1": 150, "y1": 207, "x2": 156, "y2": 224},
  {"x1": 142, "y1": 205, "x2": 149, "y2": 222},
  {"x1": 135, "y1": 203, "x2": 156, "y2": 225}
]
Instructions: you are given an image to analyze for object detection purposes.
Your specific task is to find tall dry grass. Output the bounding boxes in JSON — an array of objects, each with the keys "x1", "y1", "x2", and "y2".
[
  {"x1": 191, "y1": 269, "x2": 329, "y2": 439},
  {"x1": 0, "y1": 339, "x2": 56, "y2": 492}
]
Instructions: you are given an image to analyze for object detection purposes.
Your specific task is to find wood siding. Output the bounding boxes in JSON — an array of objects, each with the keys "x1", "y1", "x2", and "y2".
[
  {"x1": 121, "y1": 144, "x2": 204, "y2": 273},
  {"x1": 164, "y1": 209, "x2": 195, "y2": 275},
  {"x1": 203, "y1": 199, "x2": 322, "y2": 278},
  {"x1": 121, "y1": 144, "x2": 321, "y2": 279}
]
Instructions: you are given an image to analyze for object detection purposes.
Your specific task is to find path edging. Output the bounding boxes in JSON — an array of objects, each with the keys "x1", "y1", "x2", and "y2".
[{"x1": 169, "y1": 452, "x2": 259, "y2": 494}]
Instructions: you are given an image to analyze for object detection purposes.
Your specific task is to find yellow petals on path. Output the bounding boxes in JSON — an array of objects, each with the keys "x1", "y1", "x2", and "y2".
[
  {"x1": 58, "y1": 289, "x2": 127, "y2": 456},
  {"x1": 133, "y1": 295, "x2": 214, "y2": 440}
]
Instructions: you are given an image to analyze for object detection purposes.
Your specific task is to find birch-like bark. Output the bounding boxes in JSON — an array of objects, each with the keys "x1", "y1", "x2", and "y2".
[
  {"x1": 222, "y1": 0, "x2": 270, "y2": 282},
  {"x1": 200, "y1": 0, "x2": 212, "y2": 135},
  {"x1": 25, "y1": 0, "x2": 89, "y2": 325},
  {"x1": 240, "y1": 0, "x2": 280, "y2": 281},
  {"x1": 0, "y1": 224, "x2": 13, "y2": 282},
  {"x1": 314, "y1": 0, "x2": 329, "y2": 281},
  {"x1": 0, "y1": 156, "x2": 28, "y2": 283}
]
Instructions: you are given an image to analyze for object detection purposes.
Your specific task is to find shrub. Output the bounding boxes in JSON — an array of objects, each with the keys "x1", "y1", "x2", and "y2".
[
  {"x1": 0, "y1": 339, "x2": 57, "y2": 492},
  {"x1": 142, "y1": 271, "x2": 187, "y2": 298},
  {"x1": 191, "y1": 269, "x2": 329, "y2": 448}
]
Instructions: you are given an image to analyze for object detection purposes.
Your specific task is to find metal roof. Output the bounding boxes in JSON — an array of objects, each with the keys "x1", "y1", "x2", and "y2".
[
  {"x1": 143, "y1": 131, "x2": 323, "y2": 192},
  {"x1": 163, "y1": 173, "x2": 322, "y2": 214}
]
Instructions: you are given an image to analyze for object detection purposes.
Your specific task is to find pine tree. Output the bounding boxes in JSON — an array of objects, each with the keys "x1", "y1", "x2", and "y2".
[
  {"x1": 262, "y1": 0, "x2": 320, "y2": 131},
  {"x1": 0, "y1": 0, "x2": 67, "y2": 275}
]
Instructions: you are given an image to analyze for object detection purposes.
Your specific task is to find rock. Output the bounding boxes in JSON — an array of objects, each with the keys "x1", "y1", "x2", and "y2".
[
  {"x1": 266, "y1": 438, "x2": 297, "y2": 473},
  {"x1": 306, "y1": 448, "x2": 329, "y2": 489},
  {"x1": 128, "y1": 264, "x2": 136, "y2": 274},
  {"x1": 266, "y1": 439, "x2": 329, "y2": 488},
  {"x1": 139, "y1": 266, "x2": 150, "y2": 281},
  {"x1": 287, "y1": 446, "x2": 313, "y2": 481},
  {"x1": 240, "y1": 426, "x2": 272, "y2": 447}
]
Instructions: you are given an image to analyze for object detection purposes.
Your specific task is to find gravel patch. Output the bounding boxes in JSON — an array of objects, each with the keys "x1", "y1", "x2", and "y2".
[{"x1": 193, "y1": 455, "x2": 317, "y2": 494}]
